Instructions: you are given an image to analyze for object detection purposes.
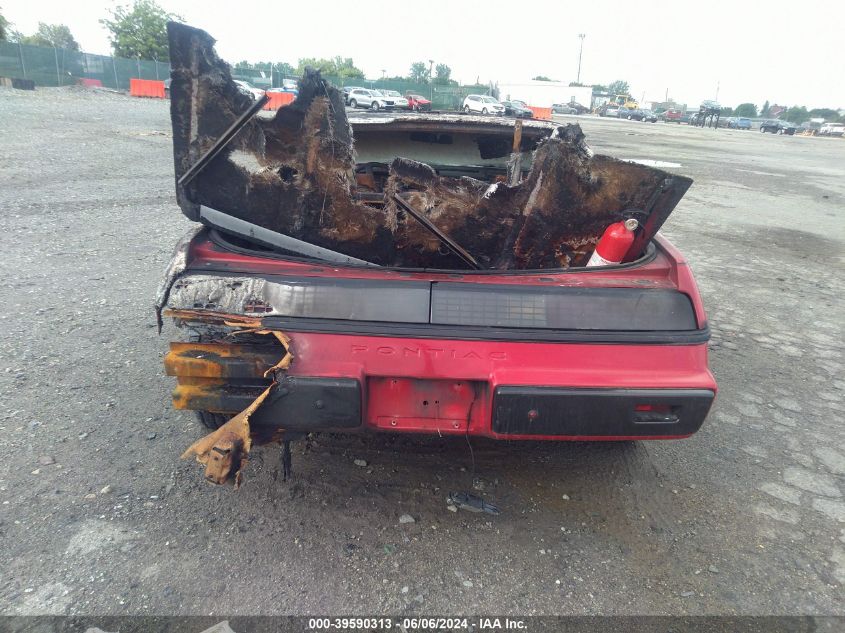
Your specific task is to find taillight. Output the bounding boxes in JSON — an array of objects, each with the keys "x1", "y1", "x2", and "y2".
[{"x1": 633, "y1": 403, "x2": 679, "y2": 424}]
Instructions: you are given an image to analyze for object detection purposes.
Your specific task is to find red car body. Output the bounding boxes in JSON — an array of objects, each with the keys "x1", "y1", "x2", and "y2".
[
  {"x1": 405, "y1": 93, "x2": 432, "y2": 111},
  {"x1": 160, "y1": 24, "x2": 716, "y2": 490},
  {"x1": 161, "y1": 228, "x2": 715, "y2": 442},
  {"x1": 662, "y1": 109, "x2": 683, "y2": 123}
]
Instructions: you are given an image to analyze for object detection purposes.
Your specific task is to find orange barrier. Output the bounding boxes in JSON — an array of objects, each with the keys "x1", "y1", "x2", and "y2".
[
  {"x1": 529, "y1": 106, "x2": 553, "y2": 120},
  {"x1": 263, "y1": 91, "x2": 296, "y2": 110},
  {"x1": 78, "y1": 78, "x2": 103, "y2": 88},
  {"x1": 130, "y1": 78, "x2": 165, "y2": 98}
]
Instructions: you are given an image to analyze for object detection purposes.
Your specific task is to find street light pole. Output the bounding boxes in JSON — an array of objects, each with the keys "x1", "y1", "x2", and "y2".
[
  {"x1": 428, "y1": 59, "x2": 434, "y2": 100},
  {"x1": 576, "y1": 33, "x2": 586, "y2": 84}
]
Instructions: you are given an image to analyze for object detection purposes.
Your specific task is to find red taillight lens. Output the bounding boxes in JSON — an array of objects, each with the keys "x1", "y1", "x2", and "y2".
[
  {"x1": 633, "y1": 403, "x2": 679, "y2": 424},
  {"x1": 634, "y1": 404, "x2": 673, "y2": 413}
]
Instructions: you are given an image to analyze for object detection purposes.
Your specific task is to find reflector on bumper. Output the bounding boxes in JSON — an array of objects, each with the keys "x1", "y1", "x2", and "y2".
[{"x1": 492, "y1": 387, "x2": 714, "y2": 437}]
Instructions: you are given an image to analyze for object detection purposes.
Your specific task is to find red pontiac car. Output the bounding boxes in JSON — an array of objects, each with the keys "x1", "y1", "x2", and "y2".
[{"x1": 159, "y1": 23, "x2": 716, "y2": 486}]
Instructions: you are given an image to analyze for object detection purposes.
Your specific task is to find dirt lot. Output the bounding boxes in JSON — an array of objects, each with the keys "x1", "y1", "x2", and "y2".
[{"x1": 0, "y1": 87, "x2": 843, "y2": 617}]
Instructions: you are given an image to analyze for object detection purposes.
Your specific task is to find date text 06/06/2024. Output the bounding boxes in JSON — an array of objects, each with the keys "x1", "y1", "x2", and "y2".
[{"x1": 307, "y1": 617, "x2": 527, "y2": 630}]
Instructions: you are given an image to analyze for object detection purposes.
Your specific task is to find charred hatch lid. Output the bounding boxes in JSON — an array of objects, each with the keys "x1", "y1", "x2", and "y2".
[{"x1": 167, "y1": 22, "x2": 692, "y2": 270}]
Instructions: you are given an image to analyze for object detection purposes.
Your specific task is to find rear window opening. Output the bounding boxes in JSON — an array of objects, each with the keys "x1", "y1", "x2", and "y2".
[{"x1": 206, "y1": 227, "x2": 657, "y2": 275}]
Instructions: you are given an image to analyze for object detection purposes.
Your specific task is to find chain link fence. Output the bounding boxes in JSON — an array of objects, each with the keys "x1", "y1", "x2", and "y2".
[
  {"x1": 1, "y1": 42, "x2": 493, "y2": 111},
  {"x1": 231, "y1": 65, "x2": 492, "y2": 111},
  {"x1": 0, "y1": 41, "x2": 170, "y2": 90}
]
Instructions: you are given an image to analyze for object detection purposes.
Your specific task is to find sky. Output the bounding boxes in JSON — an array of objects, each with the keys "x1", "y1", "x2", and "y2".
[{"x1": 3, "y1": 0, "x2": 842, "y2": 109}]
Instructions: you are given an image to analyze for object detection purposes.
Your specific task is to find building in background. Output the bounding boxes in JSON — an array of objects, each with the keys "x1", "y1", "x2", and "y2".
[{"x1": 497, "y1": 80, "x2": 593, "y2": 110}]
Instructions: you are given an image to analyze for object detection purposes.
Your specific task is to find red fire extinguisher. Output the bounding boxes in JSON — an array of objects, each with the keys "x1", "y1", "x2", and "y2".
[{"x1": 586, "y1": 218, "x2": 639, "y2": 267}]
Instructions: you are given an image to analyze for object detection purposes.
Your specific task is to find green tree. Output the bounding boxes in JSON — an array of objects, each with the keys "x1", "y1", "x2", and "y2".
[
  {"x1": 19, "y1": 22, "x2": 79, "y2": 50},
  {"x1": 333, "y1": 57, "x2": 365, "y2": 79},
  {"x1": 533, "y1": 75, "x2": 552, "y2": 81},
  {"x1": 409, "y1": 61, "x2": 429, "y2": 84},
  {"x1": 760, "y1": 100, "x2": 770, "y2": 116},
  {"x1": 235, "y1": 60, "x2": 295, "y2": 75},
  {"x1": 607, "y1": 80, "x2": 630, "y2": 95},
  {"x1": 100, "y1": 0, "x2": 181, "y2": 61},
  {"x1": 720, "y1": 106, "x2": 733, "y2": 117},
  {"x1": 433, "y1": 63, "x2": 451, "y2": 84},
  {"x1": 784, "y1": 105, "x2": 808, "y2": 124},
  {"x1": 295, "y1": 56, "x2": 364, "y2": 79},
  {"x1": 0, "y1": 8, "x2": 9, "y2": 41},
  {"x1": 296, "y1": 57, "x2": 328, "y2": 74},
  {"x1": 734, "y1": 103, "x2": 757, "y2": 117},
  {"x1": 808, "y1": 108, "x2": 839, "y2": 120},
  {"x1": 274, "y1": 62, "x2": 296, "y2": 77}
]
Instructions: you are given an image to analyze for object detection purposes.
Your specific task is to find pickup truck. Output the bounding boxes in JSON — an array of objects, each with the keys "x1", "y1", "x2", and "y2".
[{"x1": 160, "y1": 23, "x2": 716, "y2": 486}]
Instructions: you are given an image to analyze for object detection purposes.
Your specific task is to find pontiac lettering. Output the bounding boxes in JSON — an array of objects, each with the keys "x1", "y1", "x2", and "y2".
[{"x1": 351, "y1": 344, "x2": 507, "y2": 360}]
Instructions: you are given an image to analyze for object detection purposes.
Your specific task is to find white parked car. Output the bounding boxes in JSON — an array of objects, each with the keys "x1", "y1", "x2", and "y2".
[
  {"x1": 819, "y1": 122, "x2": 844, "y2": 137},
  {"x1": 462, "y1": 94, "x2": 505, "y2": 115},
  {"x1": 233, "y1": 80, "x2": 265, "y2": 101},
  {"x1": 346, "y1": 88, "x2": 397, "y2": 110},
  {"x1": 378, "y1": 90, "x2": 410, "y2": 109}
]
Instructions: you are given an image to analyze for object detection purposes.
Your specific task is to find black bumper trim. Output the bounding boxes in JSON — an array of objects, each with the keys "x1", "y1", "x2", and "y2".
[
  {"x1": 258, "y1": 316, "x2": 711, "y2": 345},
  {"x1": 250, "y1": 376, "x2": 362, "y2": 431},
  {"x1": 492, "y1": 387, "x2": 714, "y2": 436}
]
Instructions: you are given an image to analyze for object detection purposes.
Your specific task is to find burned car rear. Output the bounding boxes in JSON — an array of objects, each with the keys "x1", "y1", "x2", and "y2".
[{"x1": 158, "y1": 23, "x2": 716, "y2": 486}]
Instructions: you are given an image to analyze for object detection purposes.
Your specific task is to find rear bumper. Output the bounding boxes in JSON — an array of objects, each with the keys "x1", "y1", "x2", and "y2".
[
  {"x1": 164, "y1": 333, "x2": 716, "y2": 440},
  {"x1": 254, "y1": 381, "x2": 714, "y2": 440}
]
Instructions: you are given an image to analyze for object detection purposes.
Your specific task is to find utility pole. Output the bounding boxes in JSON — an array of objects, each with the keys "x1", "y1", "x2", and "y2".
[
  {"x1": 715, "y1": 80, "x2": 720, "y2": 102},
  {"x1": 54, "y1": 47, "x2": 61, "y2": 87},
  {"x1": 428, "y1": 59, "x2": 434, "y2": 100},
  {"x1": 18, "y1": 41, "x2": 27, "y2": 78},
  {"x1": 576, "y1": 34, "x2": 586, "y2": 84}
]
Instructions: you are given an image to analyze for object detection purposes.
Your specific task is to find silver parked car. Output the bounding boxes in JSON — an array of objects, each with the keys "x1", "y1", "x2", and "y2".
[{"x1": 346, "y1": 88, "x2": 396, "y2": 110}]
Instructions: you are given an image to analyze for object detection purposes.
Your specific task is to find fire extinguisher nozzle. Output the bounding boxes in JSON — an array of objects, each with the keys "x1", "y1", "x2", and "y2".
[{"x1": 624, "y1": 218, "x2": 639, "y2": 231}]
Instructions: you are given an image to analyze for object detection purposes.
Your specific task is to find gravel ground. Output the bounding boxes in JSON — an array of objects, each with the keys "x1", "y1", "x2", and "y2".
[{"x1": 0, "y1": 87, "x2": 843, "y2": 617}]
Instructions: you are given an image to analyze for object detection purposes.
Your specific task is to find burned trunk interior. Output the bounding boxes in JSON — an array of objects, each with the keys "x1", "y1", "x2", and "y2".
[{"x1": 168, "y1": 22, "x2": 692, "y2": 270}]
